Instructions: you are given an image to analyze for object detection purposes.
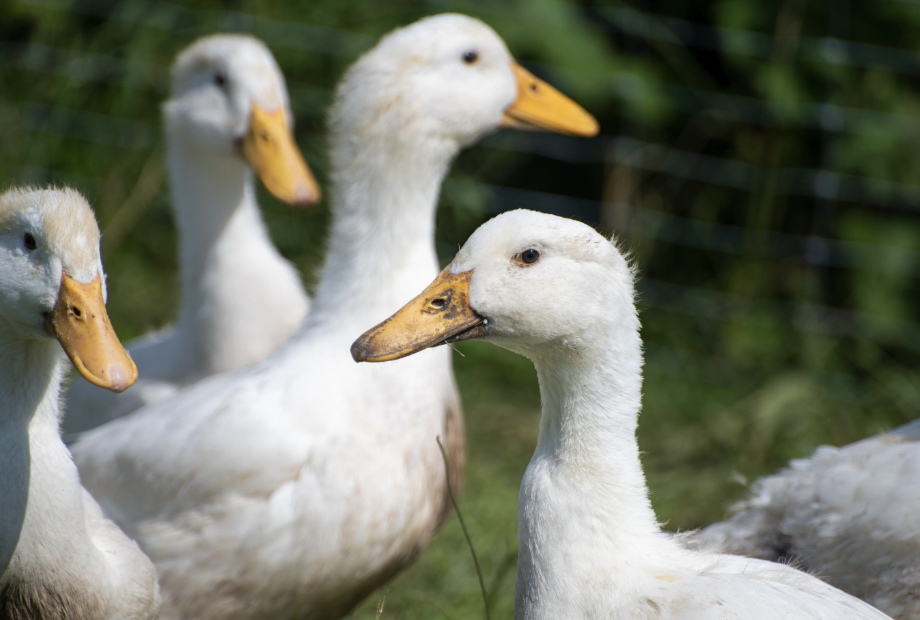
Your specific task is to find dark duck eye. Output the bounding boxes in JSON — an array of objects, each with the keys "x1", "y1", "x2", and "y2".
[
  {"x1": 214, "y1": 73, "x2": 227, "y2": 87},
  {"x1": 23, "y1": 233, "x2": 37, "y2": 251},
  {"x1": 520, "y1": 248, "x2": 540, "y2": 264},
  {"x1": 462, "y1": 50, "x2": 479, "y2": 64}
]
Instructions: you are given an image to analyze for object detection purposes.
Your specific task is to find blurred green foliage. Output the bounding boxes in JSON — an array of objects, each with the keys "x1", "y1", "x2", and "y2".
[{"x1": 2, "y1": 0, "x2": 920, "y2": 617}]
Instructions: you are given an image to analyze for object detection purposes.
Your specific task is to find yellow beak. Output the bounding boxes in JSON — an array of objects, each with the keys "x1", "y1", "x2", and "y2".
[
  {"x1": 352, "y1": 267, "x2": 485, "y2": 363},
  {"x1": 47, "y1": 272, "x2": 138, "y2": 393},
  {"x1": 240, "y1": 104, "x2": 321, "y2": 207},
  {"x1": 501, "y1": 62, "x2": 599, "y2": 137}
]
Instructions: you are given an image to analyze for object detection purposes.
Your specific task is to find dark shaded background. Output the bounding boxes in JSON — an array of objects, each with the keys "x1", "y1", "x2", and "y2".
[{"x1": 2, "y1": 0, "x2": 919, "y2": 617}]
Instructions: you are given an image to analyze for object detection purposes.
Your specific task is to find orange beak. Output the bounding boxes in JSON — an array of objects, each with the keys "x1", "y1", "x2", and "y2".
[
  {"x1": 47, "y1": 272, "x2": 138, "y2": 392},
  {"x1": 352, "y1": 268, "x2": 486, "y2": 363},
  {"x1": 501, "y1": 62, "x2": 599, "y2": 137},
  {"x1": 241, "y1": 104, "x2": 321, "y2": 207}
]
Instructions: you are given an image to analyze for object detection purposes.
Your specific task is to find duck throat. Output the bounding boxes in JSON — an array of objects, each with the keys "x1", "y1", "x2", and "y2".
[
  {"x1": 165, "y1": 140, "x2": 305, "y2": 372},
  {"x1": 0, "y1": 324, "x2": 61, "y2": 428},
  {"x1": 516, "y1": 326, "x2": 666, "y2": 610},
  {"x1": 166, "y1": 139, "x2": 257, "y2": 270},
  {"x1": 310, "y1": 132, "x2": 457, "y2": 327},
  {"x1": 530, "y1": 332, "x2": 657, "y2": 528},
  {"x1": 0, "y1": 328, "x2": 79, "y2": 577}
]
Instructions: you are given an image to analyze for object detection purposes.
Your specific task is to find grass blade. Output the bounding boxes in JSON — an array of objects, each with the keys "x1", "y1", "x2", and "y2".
[{"x1": 436, "y1": 435, "x2": 490, "y2": 620}]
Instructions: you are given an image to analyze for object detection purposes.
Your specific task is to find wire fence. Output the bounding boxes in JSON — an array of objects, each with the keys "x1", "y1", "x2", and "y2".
[{"x1": 3, "y1": 0, "x2": 920, "y2": 388}]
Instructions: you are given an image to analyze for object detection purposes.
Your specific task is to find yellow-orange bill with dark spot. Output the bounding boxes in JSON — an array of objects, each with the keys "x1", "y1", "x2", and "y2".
[
  {"x1": 352, "y1": 268, "x2": 486, "y2": 363},
  {"x1": 47, "y1": 272, "x2": 138, "y2": 392},
  {"x1": 501, "y1": 62, "x2": 600, "y2": 137}
]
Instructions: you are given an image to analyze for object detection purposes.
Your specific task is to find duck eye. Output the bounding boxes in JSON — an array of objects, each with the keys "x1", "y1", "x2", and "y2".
[
  {"x1": 214, "y1": 73, "x2": 227, "y2": 87},
  {"x1": 519, "y1": 248, "x2": 540, "y2": 265},
  {"x1": 462, "y1": 50, "x2": 479, "y2": 64},
  {"x1": 23, "y1": 233, "x2": 37, "y2": 252}
]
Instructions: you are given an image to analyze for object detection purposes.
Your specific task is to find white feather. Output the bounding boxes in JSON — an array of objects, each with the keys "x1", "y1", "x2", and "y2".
[
  {"x1": 434, "y1": 209, "x2": 893, "y2": 620},
  {"x1": 691, "y1": 420, "x2": 920, "y2": 619},
  {"x1": 72, "y1": 14, "x2": 540, "y2": 620},
  {"x1": 0, "y1": 187, "x2": 159, "y2": 620},
  {"x1": 63, "y1": 35, "x2": 309, "y2": 436}
]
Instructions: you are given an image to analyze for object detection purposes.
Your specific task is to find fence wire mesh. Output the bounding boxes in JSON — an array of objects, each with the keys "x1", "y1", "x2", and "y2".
[{"x1": 2, "y1": 0, "x2": 919, "y2": 542}]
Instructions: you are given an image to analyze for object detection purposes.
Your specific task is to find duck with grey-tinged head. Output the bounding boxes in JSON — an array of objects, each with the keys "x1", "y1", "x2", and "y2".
[
  {"x1": 353, "y1": 209, "x2": 894, "y2": 620},
  {"x1": 63, "y1": 34, "x2": 320, "y2": 437},
  {"x1": 71, "y1": 14, "x2": 597, "y2": 620},
  {"x1": 0, "y1": 187, "x2": 159, "y2": 620},
  {"x1": 689, "y1": 417, "x2": 920, "y2": 619}
]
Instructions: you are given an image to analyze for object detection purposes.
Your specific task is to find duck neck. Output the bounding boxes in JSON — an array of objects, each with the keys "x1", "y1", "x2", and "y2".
[
  {"x1": 0, "y1": 321, "x2": 89, "y2": 577},
  {"x1": 0, "y1": 322, "x2": 61, "y2": 429},
  {"x1": 308, "y1": 133, "x2": 457, "y2": 330},
  {"x1": 532, "y1": 324, "x2": 658, "y2": 535},
  {"x1": 517, "y1": 320, "x2": 667, "y2": 604},
  {"x1": 166, "y1": 139, "x2": 296, "y2": 368}
]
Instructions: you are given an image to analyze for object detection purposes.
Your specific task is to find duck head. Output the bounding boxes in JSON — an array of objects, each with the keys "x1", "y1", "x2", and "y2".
[
  {"x1": 330, "y1": 14, "x2": 599, "y2": 160},
  {"x1": 164, "y1": 34, "x2": 320, "y2": 206},
  {"x1": 352, "y1": 210, "x2": 636, "y2": 362},
  {"x1": 0, "y1": 187, "x2": 138, "y2": 392}
]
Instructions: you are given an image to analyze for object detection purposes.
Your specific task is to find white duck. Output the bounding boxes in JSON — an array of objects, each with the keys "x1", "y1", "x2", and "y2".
[
  {"x1": 0, "y1": 187, "x2": 159, "y2": 619},
  {"x1": 63, "y1": 34, "x2": 319, "y2": 435},
  {"x1": 72, "y1": 14, "x2": 597, "y2": 620},
  {"x1": 690, "y1": 421, "x2": 920, "y2": 619},
  {"x1": 352, "y1": 209, "x2": 894, "y2": 620}
]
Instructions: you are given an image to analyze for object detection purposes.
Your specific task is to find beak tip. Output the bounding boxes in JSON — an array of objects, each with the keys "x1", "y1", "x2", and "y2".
[
  {"x1": 584, "y1": 117, "x2": 600, "y2": 137},
  {"x1": 293, "y1": 182, "x2": 320, "y2": 208},
  {"x1": 350, "y1": 340, "x2": 368, "y2": 363},
  {"x1": 105, "y1": 363, "x2": 137, "y2": 393}
]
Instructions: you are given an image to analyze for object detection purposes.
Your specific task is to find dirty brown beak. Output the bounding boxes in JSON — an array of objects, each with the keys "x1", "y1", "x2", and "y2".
[
  {"x1": 501, "y1": 62, "x2": 600, "y2": 137},
  {"x1": 46, "y1": 272, "x2": 138, "y2": 392},
  {"x1": 351, "y1": 268, "x2": 486, "y2": 363},
  {"x1": 240, "y1": 104, "x2": 321, "y2": 207}
]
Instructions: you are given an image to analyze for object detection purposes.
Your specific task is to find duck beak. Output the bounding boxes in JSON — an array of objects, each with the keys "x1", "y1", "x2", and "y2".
[
  {"x1": 46, "y1": 272, "x2": 138, "y2": 393},
  {"x1": 501, "y1": 62, "x2": 599, "y2": 137},
  {"x1": 241, "y1": 104, "x2": 321, "y2": 208},
  {"x1": 351, "y1": 267, "x2": 486, "y2": 363}
]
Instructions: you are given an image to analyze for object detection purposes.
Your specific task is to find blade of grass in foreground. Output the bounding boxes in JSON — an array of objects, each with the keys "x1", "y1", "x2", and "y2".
[{"x1": 437, "y1": 435, "x2": 491, "y2": 620}]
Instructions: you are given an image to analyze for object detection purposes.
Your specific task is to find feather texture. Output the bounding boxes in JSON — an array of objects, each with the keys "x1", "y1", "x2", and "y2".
[
  {"x1": 63, "y1": 35, "x2": 310, "y2": 435},
  {"x1": 0, "y1": 188, "x2": 159, "y2": 620},
  {"x1": 691, "y1": 420, "x2": 920, "y2": 619}
]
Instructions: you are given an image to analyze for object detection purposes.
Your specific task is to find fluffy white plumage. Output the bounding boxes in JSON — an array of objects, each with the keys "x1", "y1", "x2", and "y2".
[
  {"x1": 70, "y1": 14, "x2": 593, "y2": 620},
  {"x1": 375, "y1": 209, "x2": 894, "y2": 620},
  {"x1": 63, "y1": 35, "x2": 311, "y2": 435},
  {"x1": 691, "y1": 419, "x2": 920, "y2": 619},
  {"x1": 0, "y1": 187, "x2": 160, "y2": 620}
]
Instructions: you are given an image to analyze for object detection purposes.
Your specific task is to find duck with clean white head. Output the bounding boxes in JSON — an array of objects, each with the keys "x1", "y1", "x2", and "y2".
[
  {"x1": 64, "y1": 34, "x2": 320, "y2": 435},
  {"x1": 352, "y1": 209, "x2": 893, "y2": 620},
  {"x1": 73, "y1": 14, "x2": 598, "y2": 620},
  {"x1": 0, "y1": 187, "x2": 159, "y2": 619}
]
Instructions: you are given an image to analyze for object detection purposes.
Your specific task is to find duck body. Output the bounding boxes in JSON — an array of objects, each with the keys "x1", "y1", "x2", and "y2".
[
  {"x1": 0, "y1": 345, "x2": 158, "y2": 620},
  {"x1": 74, "y1": 317, "x2": 461, "y2": 620},
  {"x1": 0, "y1": 188, "x2": 159, "y2": 620},
  {"x1": 73, "y1": 162, "x2": 464, "y2": 616},
  {"x1": 73, "y1": 16, "x2": 596, "y2": 618},
  {"x1": 691, "y1": 420, "x2": 920, "y2": 619},
  {"x1": 352, "y1": 209, "x2": 893, "y2": 620},
  {"x1": 63, "y1": 35, "x2": 317, "y2": 435},
  {"x1": 76, "y1": 146, "x2": 464, "y2": 613},
  {"x1": 516, "y1": 419, "x2": 892, "y2": 620}
]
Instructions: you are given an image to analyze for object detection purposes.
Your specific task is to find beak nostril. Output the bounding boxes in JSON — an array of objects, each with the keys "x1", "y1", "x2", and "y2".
[
  {"x1": 71, "y1": 306, "x2": 82, "y2": 319},
  {"x1": 530, "y1": 82, "x2": 539, "y2": 93},
  {"x1": 430, "y1": 298, "x2": 447, "y2": 309}
]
